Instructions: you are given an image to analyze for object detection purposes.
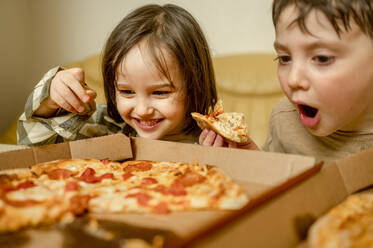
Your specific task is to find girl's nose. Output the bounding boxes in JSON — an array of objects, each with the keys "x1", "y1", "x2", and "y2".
[{"x1": 135, "y1": 100, "x2": 154, "y2": 117}]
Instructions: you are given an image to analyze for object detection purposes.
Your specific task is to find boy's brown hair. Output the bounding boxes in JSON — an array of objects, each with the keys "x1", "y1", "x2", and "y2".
[
  {"x1": 272, "y1": 0, "x2": 373, "y2": 38},
  {"x1": 102, "y1": 4, "x2": 217, "y2": 134}
]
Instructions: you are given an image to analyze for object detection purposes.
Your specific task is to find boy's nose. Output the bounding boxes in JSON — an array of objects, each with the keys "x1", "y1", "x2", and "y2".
[{"x1": 287, "y1": 64, "x2": 309, "y2": 90}]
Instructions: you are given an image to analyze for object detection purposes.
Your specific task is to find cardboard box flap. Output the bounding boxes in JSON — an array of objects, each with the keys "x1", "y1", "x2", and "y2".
[
  {"x1": 335, "y1": 146, "x2": 373, "y2": 194},
  {"x1": 69, "y1": 133, "x2": 132, "y2": 160},
  {"x1": 0, "y1": 134, "x2": 133, "y2": 169},
  {"x1": 132, "y1": 137, "x2": 316, "y2": 186}
]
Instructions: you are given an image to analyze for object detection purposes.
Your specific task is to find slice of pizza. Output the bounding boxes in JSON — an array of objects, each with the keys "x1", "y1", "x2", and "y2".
[
  {"x1": 0, "y1": 169, "x2": 78, "y2": 232},
  {"x1": 307, "y1": 193, "x2": 373, "y2": 248},
  {"x1": 191, "y1": 100, "x2": 249, "y2": 144}
]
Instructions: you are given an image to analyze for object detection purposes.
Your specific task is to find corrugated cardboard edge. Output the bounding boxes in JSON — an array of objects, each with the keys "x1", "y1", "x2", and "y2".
[
  {"x1": 180, "y1": 161, "x2": 323, "y2": 247},
  {"x1": 0, "y1": 134, "x2": 133, "y2": 169},
  {"x1": 189, "y1": 161, "x2": 348, "y2": 248},
  {"x1": 334, "y1": 146, "x2": 373, "y2": 194},
  {"x1": 130, "y1": 137, "x2": 315, "y2": 186}
]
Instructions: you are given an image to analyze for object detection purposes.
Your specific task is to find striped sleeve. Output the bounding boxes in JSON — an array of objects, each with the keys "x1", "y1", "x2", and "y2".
[{"x1": 17, "y1": 67, "x2": 118, "y2": 146}]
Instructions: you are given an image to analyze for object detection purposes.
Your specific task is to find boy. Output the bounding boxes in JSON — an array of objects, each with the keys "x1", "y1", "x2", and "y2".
[
  {"x1": 201, "y1": 0, "x2": 373, "y2": 165},
  {"x1": 264, "y1": 0, "x2": 373, "y2": 165}
]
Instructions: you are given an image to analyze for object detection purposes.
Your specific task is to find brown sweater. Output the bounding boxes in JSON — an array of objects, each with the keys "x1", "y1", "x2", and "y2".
[{"x1": 262, "y1": 97, "x2": 373, "y2": 166}]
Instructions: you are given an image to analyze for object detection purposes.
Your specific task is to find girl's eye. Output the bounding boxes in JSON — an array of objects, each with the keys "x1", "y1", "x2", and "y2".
[
  {"x1": 119, "y1": 90, "x2": 134, "y2": 95},
  {"x1": 153, "y1": 91, "x2": 171, "y2": 96},
  {"x1": 275, "y1": 55, "x2": 291, "y2": 65},
  {"x1": 314, "y1": 55, "x2": 334, "y2": 64}
]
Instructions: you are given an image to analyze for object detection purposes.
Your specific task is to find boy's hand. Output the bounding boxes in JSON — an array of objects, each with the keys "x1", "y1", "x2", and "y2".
[
  {"x1": 199, "y1": 129, "x2": 260, "y2": 150},
  {"x1": 35, "y1": 68, "x2": 97, "y2": 117}
]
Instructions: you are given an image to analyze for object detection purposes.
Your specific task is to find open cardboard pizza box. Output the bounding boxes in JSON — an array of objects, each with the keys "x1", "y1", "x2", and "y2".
[
  {"x1": 0, "y1": 133, "x2": 320, "y2": 247},
  {"x1": 195, "y1": 146, "x2": 373, "y2": 248}
]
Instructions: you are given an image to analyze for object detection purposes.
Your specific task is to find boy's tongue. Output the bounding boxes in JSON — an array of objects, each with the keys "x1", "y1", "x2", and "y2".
[{"x1": 298, "y1": 104, "x2": 320, "y2": 128}]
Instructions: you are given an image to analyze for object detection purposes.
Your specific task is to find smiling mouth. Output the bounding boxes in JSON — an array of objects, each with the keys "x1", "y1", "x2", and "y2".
[{"x1": 134, "y1": 118, "x2": 163, "y2": 130}]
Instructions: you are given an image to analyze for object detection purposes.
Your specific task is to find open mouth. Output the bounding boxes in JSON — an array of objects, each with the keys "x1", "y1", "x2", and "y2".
[
  {"x1": 298, "y1": 104, "x2": 320, "y2": 127},
  {"x1": 299, "y1": 104, "x2": 318, "y2": 118}
]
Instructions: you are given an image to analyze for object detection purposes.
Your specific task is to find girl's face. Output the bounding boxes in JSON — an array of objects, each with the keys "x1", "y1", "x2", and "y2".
[
  {"x1": 115, "y1": 40, "x2": 186, "y2": 140},
  {"x1": 274, "y1": 4, "x2": 373, "y2": 136}
]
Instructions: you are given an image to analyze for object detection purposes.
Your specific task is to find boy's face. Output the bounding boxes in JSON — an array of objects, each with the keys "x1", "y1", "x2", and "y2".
[
  {"x1": 274, "y1": 5, "x2": 373, "y2": 136},
  {"x1": 115, "y1": 40, "x2": 186, "y2": 140}
]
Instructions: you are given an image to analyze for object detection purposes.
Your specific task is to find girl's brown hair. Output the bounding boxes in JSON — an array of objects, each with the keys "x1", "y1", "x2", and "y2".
[
  {"x1": 272, "y1": 0, "x2": 373, "y2": 38},
  {"x1": 102, "y1": 4, "x2": 217, "y2": 134}
]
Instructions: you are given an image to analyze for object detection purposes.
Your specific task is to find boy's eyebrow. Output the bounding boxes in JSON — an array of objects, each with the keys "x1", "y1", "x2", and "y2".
[
  {"x1": 273, "y1": 40, "x2": 343, "y2": 51},
  {"x1": 273, "y1": 41, "x2": 286, "y2": 50}
]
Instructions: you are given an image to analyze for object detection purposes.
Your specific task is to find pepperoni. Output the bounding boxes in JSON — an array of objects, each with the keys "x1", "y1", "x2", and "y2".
[
  {"x1": 152, "y1": 202, "x2": 170, "y2": 215},
  {"x1": 179, "y1": 172, "x2": 206, "y2": 187},
  {"x1": 79, "y1": 168, "x2": 99, "y2": 183},
  {"x1": 122, "y1": 173, "x2": 134, "y2": 181},
  {"x1": 79, "y1": 168, "x2": 114, "y2": 183},
  {"x1": 81, "y1": 168, "x2": 96, "y2": 178},
  {"x1": 123, "y1": 162, "x2": 152, "y2": 173},
  {"x1": 4, "y1": 180, "x2": 36, "y2": 192},
  {"x1": 126, "y1": 192, "x2": 152, "y2": 206},
  {"x1": 101, "y1": 158, "x2": 109, "y2": 165},
  {"x1": 141, "y1": 177, "x2": 158, "y2": 185},
  {"x1": 153, "y1": 185, "x2": 168, "y2": 194},
  {"x1": 99, "y1": 173, "x2": 114, "y2": 180},
  {"x1": 65, "y1": 181, "x2": 79, "y2": 191},
  {"x1": 69, "y1": 195, "x2": 90, "y2": 215},
  {"x1": 48, "y1": 168, "x2": 74, "y2": 180},
  {"x1": 16, "y1": 180, "x2": 36, "y2": 190},
  {"x1": 168, "y1": 180, "x2": 187, "y2": 196}
]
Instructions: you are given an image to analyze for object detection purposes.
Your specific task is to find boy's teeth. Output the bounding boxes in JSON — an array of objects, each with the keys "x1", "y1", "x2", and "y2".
[{"x1": 139, "y1": 119, "x2": 158, "y2": 126}]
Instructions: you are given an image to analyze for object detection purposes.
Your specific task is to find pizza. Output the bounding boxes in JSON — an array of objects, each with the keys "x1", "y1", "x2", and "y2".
[
  {"x1": 0, "y1": 158, "x2": 248, "y2": 233},
  {"x1": 191, "y1": 100, "x2": 249, "y2": 144},
  {"x1": 307, "y1": 193, "x2": 373, "y2": 248}
]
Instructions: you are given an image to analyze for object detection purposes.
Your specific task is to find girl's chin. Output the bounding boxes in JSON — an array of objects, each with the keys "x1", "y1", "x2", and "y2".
[{"x1": 134, "y1": 129, "x2": 164, "y2": 140}]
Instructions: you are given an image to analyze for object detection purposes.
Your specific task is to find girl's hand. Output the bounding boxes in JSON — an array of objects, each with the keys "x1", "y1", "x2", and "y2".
[
  {"x1": 199, "y1": 129, "x2": 260, "y2": 150},
  {"x1": 35, "y1": 68, "x2": 97, "y2": 117}
]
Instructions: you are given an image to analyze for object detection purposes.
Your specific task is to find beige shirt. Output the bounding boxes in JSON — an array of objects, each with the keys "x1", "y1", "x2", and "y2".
[{"x1": 262, "y1": 97, "x2": 373, "y2": 166}]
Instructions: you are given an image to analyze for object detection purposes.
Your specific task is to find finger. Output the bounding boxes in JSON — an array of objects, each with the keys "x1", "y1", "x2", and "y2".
[
  {"x1": 213, "y1": 134, "x2": 225, "y2": 147},
  {"x1": 199, "y1": 129, "x2": 209, "y2": 144},
  {"x1": 238, "y1": 140, "x2": 260, "y2": 150},
  {"x1": 53, "y1": 83, "x2": 85, "y2": 113},
  {"x1": 69, "y1": 67, "x2": 85, "y2": 84},
  {"x1": 84, "y1": 87, "x2": 97, "y2": 102},
  {"x1": 52, "y1": 91, "x2": 76, "y2": 112},
  {"x1": 228, "y1": 141, "x2": 238, "y2": 148},
  {"x1": 201, "y1": 130, "x2": 217, "y2": 146},
  {"x1": 62, "y1": 73, "x2": 90, "y2": 103}
]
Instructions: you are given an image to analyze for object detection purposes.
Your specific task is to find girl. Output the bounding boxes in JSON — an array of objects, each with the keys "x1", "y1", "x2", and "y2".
[{"x1": 17, "y1": 4, "x2": 217, "y2": 146}]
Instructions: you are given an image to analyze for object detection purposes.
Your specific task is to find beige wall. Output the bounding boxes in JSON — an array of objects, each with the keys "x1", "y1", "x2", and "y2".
[{"x1": 0, "y1": 0, "x2": 275, "y2": 135}]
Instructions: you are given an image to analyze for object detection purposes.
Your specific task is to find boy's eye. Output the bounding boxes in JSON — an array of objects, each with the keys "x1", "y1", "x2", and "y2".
[
  {"x1": 314, "y1": 55, "x2": 334, "y2": 64},
  {"x1": 275, "y1": 55, "x2": 291, "y2": 64}
]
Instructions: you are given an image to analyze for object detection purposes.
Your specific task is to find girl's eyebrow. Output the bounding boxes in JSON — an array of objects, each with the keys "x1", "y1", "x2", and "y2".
[{"x1": 115, "y1": 82, "x2": 173, "y2": 88}]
